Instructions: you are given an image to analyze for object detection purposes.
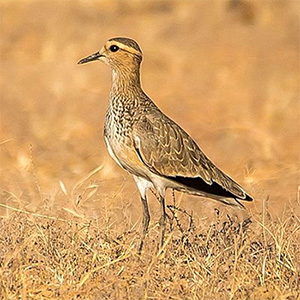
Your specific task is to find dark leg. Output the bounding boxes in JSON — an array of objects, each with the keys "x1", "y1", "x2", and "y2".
[
  {"x1": 138, "y1": 195, "x2": 150, "y2": 254},
  {"x1": 159, "y1": 194, "x2": 166, "y2": 248}
]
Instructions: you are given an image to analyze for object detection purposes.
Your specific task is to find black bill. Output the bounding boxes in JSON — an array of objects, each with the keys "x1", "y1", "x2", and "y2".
[{"x1": 77, "y1": 52, "x2": 102, "y2": 64}]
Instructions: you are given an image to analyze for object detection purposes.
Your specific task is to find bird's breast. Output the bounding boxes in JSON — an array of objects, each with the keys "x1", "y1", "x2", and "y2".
[
  {"x1": 104, "y1": 98, "x2": 136, "y2": 141},
  {"x1": 104, "y1": 105, "x2": 147, "y2": 177}
]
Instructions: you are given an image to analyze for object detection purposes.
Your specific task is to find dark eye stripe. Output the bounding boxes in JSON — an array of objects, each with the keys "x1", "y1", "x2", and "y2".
[{"x1": 109, "y1": 45, "x2": 119, "y2": 52}]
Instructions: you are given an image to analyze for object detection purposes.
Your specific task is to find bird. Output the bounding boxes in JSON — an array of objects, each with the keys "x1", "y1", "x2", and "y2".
[{"x1": 78, "y1": 37, "x2": 253, "y2": 252}]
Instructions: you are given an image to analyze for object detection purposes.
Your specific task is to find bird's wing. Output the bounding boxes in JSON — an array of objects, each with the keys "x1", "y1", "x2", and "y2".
[{"x1": 132, "y1": 111, "x2": 251, "y2": 200}]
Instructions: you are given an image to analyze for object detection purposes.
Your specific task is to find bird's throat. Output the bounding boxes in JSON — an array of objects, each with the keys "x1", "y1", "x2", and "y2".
[{"x1": 111, "y1": 68, "x2": 141, "y2": 94}]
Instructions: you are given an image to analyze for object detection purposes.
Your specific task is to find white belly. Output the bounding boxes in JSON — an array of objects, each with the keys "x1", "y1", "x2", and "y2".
[
  {"x1": 104, "y1": 136, "x2": 124, "y2": 169},
  {"x1": 104, "y1": 135, "x2": 189, "y2": 198}
]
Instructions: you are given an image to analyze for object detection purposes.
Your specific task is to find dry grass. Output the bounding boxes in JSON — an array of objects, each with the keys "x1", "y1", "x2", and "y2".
[
  {"x1": 0, "y1": 200, "x2": 299, "y2": 299},
  {"x1": 0, "y1": 0, "x2": 300, "y2": 299}
]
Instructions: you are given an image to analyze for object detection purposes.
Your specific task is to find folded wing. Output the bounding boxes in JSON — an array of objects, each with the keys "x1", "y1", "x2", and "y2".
[{"x1": 133, "y1": 110, "x2": 252, "y2": 202}]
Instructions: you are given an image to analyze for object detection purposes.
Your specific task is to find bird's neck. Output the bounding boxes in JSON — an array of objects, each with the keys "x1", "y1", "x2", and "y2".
[{"x1": 110, "y1": 68, "x2": 142, "y2": 96}]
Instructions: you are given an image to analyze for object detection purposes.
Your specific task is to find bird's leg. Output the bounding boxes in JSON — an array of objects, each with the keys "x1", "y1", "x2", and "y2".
[
  {"x1": 138, "y1": 195, "x2": 150, "y2": 254},
  {"x1": 159, "y1": 194, "x2": 166, "y2": 248}
]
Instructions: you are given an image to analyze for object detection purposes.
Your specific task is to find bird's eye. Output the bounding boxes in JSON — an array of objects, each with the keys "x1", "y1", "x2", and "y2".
[{"x1": 109, "y1": 45, "x2": 119, "y2": 52}]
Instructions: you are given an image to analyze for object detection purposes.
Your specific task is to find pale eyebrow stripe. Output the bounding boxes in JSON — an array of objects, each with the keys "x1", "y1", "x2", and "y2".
[{"x1": 109, "y1": 41, "x2": 141, "y2": 56}]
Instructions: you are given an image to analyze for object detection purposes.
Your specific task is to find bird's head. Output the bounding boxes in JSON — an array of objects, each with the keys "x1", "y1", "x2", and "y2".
[{"x1": 78, "y1": 37, "x2": 143, "y2": 72}]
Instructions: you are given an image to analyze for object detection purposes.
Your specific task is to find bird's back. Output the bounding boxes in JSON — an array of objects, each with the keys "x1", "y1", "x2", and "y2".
[{"x1": 131, "y1": 95, "x2": 252, "y2": 205}]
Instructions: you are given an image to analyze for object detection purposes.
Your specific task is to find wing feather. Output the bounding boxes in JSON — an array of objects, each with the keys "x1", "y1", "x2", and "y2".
[{"x1": 133, "y1": 110, "x2": 251, "y2": 201}]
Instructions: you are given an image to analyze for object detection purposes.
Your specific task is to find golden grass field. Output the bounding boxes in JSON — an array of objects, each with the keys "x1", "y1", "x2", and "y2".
[{"x1": 0, "y1": 0, "x2": 299, "y2": 299}]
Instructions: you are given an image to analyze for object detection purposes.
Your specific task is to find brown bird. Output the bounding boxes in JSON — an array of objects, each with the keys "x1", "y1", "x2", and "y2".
[{"x1": 78, "y1": 37, "x2": 253, "y2": 251}]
